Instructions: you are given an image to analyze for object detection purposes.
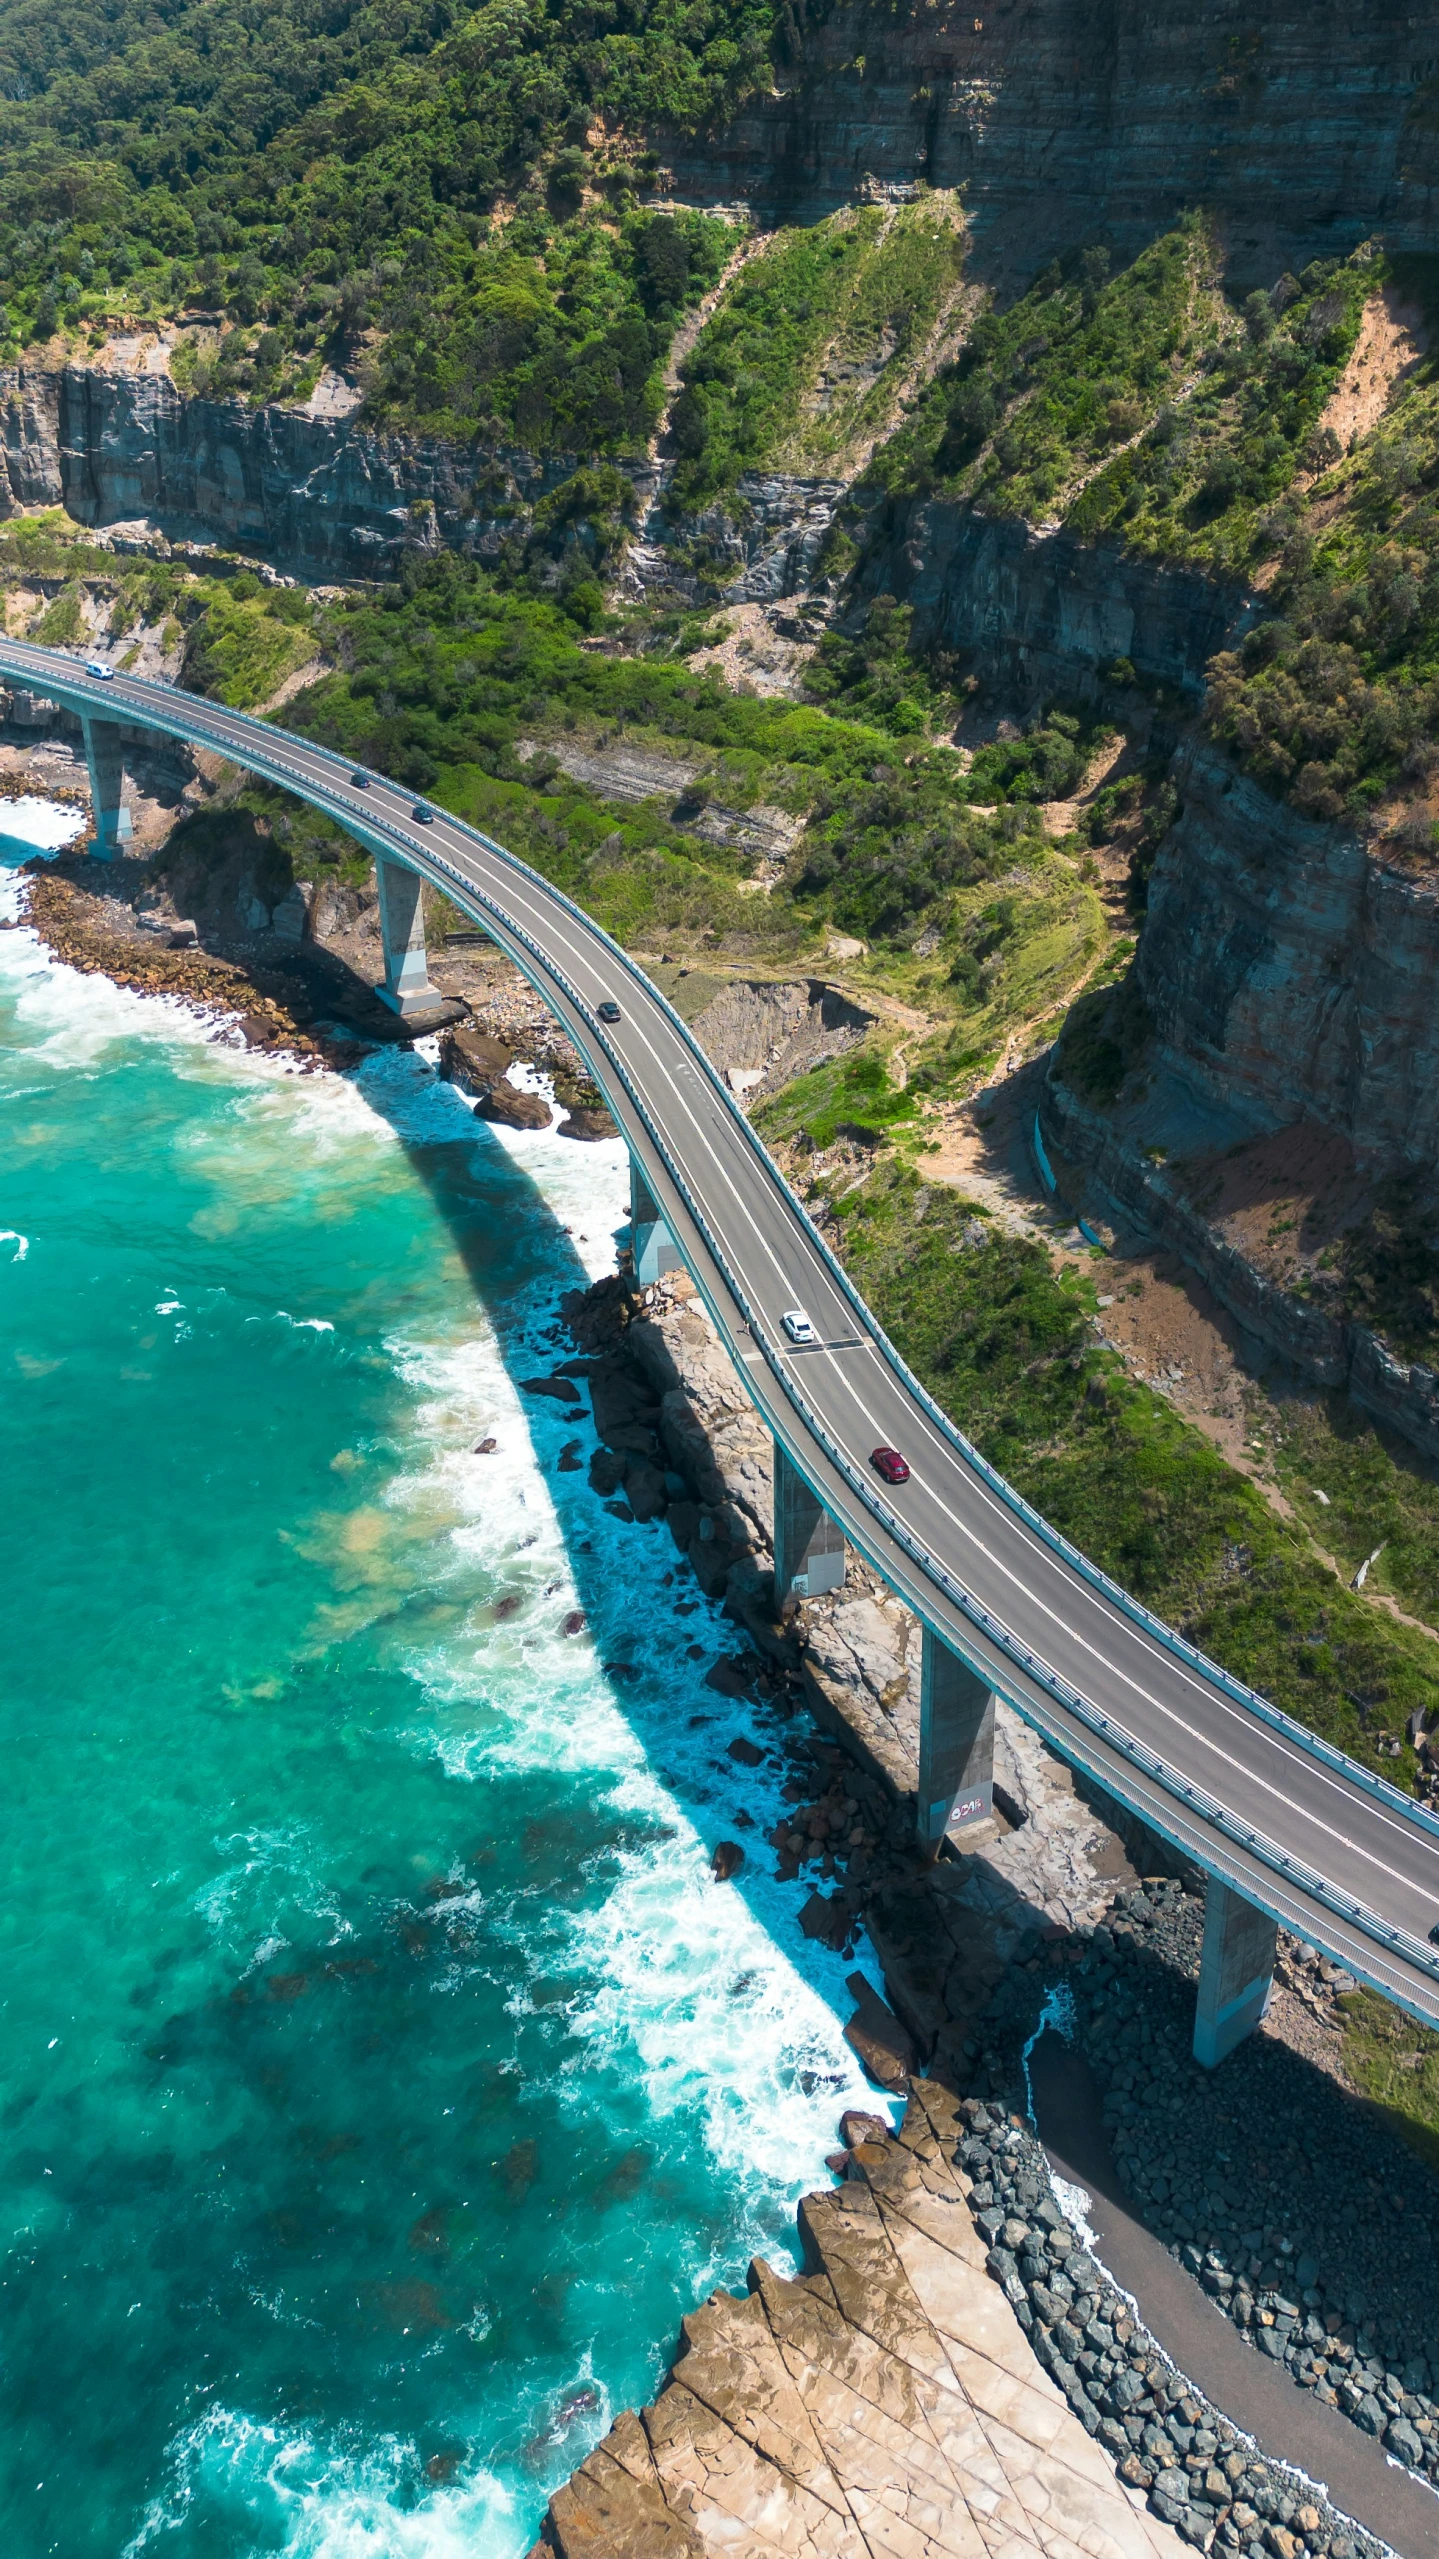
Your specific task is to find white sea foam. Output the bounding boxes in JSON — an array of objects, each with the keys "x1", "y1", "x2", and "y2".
[
  {"x1": 0, "y1": 794, "x2": 87, "y2": 857},
  {"x1": 373, "y1": 1123, "x2": 883, "y2": 2224},
  {"x1": 124, "y1": 2406, "x2": 521, "y2": 2559},
  {"x1": 11, "y1": 887, "x2": 884, "y2": 2551},
  {"x1": 0, "y1": 1228, "x2": 27, "y2": 1260}
]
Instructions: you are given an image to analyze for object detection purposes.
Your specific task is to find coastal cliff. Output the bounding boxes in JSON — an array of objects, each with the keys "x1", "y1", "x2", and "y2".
[
  {"x1": 851, "y1": 501, "x2": 1253, "y2": 699},
  {"x1": 0, "y1": 364, "x2": 582, "y2": 576},
  {"x1": 666, "y1": 0, "x2": 1439, "y2": 279},
  {"x1": 1138, "y1": 741, "x2": 1439, "y2": 1173}
]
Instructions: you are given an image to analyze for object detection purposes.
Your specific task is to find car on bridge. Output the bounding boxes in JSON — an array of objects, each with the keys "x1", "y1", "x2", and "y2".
[
  {"x1": 782, "y1": 1308, "x2": 818, "y2": 1346},
  {"x1": 597, "y1": 1001, "x2": 623, "y2": 1024},
  {"x1": 85, "y1": 660, "x2": 114, "y2": 680},
  {"x1": 870, "y1": 1446, "x2": 911, "y2": 1486},
  {"x1": 412, "y1": 803, "x2": 436, "y2": 823}
]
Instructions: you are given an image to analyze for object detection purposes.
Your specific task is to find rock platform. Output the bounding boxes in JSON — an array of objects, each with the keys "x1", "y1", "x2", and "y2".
[{"x1": 529, "y1": 2083, "x2": 1186, "y2": 2559}]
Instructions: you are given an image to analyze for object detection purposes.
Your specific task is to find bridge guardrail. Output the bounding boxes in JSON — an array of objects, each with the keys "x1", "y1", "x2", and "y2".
[{"x1": 11, "y1": 641, "x2": 1439, "y2": 1996}]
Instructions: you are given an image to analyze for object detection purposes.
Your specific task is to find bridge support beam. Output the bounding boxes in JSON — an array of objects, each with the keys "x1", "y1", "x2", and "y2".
[
  {"x1": 374, "y1": 855, "x2": 438, "y2": 1016},
  {"x1": 772, "y1": 1439, "x2": 846, "y2": 1605},
  {"x1": 82, "y1": 716, "x2": 132, "y2": 857},
  {"x1": 630, "y1": 1159, "x2": 683, "y2": 1285},
  {"x1": 917, "y1": 1631, "x2": 995, "y2": 1857},
  {"x1": 1193, "y1": 1877, "x2": 1277, "y2": 2068}
]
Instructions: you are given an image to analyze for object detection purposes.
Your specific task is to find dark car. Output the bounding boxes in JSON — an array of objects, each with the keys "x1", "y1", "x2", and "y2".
[
  {"x1": 870, "y1": 1446, "x2": 910, "y2": 1486},
  {"x1": 350, "y1": 771, "x2": 370, "y2": 789},
  {"x1": 1430, "y1": 1922, "x2": 1439, "y2": 1948},
  {"x1": 412, "y1": 802, "x2": 435, "y2": 823},
  {"x1": 597, "y1": 1000, "x2": 622, "y2": 1024}
]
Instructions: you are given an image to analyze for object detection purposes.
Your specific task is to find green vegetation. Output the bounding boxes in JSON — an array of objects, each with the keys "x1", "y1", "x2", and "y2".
[
  {"x1": 1336, "y1": 1988, "x2": 1439, "y2": 2171},
  {"x1": 825, "y1": 1160, "x2": 1439, "y2": 1769},
  {"x1": 873, "y1": 220, "x2": 1372, "y2": 580},
  {"x1": 755, "y1": 1049, "x2": 920, "y2": 1153},
  {"x1": 1271, "y1": 1393, "x2": 1439, "y2": 1628},
  {"x1": 179, "y1": 577, "x2": 319, "y2": 708},
  {"x1": 265, "y1": 554, "x2": 1104, "y2": 1005},
  {"x1": 954, "y1": 707, "x2": 1115, "y2": 808},
  {"x1": 0, "y1": 512, "x2": 323, "y2": 711},
  {"x1": 1205, "y1": 285, "x2": 1439, "y2": 824},
  {"x1": 0, "y1": 0, "x2": 766, "y2": 445},
  {"x1": 669, "y1": 197, "x2": 965, "y2": 508}
]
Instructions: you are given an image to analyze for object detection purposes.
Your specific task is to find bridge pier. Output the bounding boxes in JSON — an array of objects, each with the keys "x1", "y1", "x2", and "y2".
[
  {"x1": 772, "y1": 1440, "x2": 846, "y2": 1605},
  {"x1": 917, "y1": 1630, "x2": 995, "y2": 1857},
  {"x1": 1193, "y1": 1876, "x2": 1277, "y2": 2068},
  {"x1": 374, "y1": 855, "x2": 438, "y2": 1016},
  {"x1": 630, "y1": 1160, "x2": 683, "y2": 1285},
  {"x1": 82, "y1": 716, "x2": 132, "y2": 857}
]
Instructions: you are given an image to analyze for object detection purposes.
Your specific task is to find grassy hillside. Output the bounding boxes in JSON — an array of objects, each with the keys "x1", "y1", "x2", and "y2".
[
  {"x1": 823, "y1": 1161, "x2": 1439, "y2": 1774},
  {"x1": 668, "y1": 196, "x2": 966, "y2": 509}
]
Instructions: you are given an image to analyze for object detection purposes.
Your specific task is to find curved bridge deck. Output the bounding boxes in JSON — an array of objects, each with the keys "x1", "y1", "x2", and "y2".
[{"x1": 7, "y1": 636, "x2": 1439, "y2": 2033}]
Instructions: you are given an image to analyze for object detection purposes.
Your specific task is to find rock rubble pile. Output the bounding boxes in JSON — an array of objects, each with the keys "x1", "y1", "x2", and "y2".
[
  {"x1": 1068, "y1": 1879, "x2": 1439, "y2": 2491},
  {"x1": 961, "y1": 2100, "x2": 1385, "y2": 2559}
]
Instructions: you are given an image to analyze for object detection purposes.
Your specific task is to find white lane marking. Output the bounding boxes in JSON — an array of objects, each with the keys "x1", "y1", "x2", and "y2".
[
  {"x1": 805, "y1": 1336, "x2": 1438, "y2": 1908},
  {"x1": 450, "y1": 839, "x2": 1439, "y2": 1903},
  {"x1": 16, "y1": 654, "x2": 1437, "y2": 1925}
]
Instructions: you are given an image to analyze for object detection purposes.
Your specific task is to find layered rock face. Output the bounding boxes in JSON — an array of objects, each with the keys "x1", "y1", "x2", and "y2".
[
  {"x1": 1138, "y1": 740, "x2": 1439, "y2": 1172},
  {"x1": 856, "y1": 501, "x2": 1252, "y2": 699},
  {"x1": 0, "y1": 364, "x2": 583, "y2": 575},
  {"x1": 670, "y1": 0, "x2": 1439, "y2": 280}
]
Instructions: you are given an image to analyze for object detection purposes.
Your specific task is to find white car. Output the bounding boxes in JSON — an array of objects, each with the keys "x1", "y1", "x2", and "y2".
[
  {"x1": 85, "y1": 660, "x2": 114, "y2": 680},
  {"x1": 781, "y1": 1308, "x2": 818, "y2": 1346}
]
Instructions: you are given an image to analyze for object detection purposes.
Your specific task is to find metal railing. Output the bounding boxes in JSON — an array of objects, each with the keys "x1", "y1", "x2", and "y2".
[{"x1": 9, "y1": 638, "x2": 1439, "y2": 2002}]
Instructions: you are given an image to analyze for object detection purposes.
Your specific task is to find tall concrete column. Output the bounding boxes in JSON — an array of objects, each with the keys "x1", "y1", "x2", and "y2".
[
  {"x1": 772, "y1": 1438, "x2": 846, "y2": 1604},
  {"x1": 82, "y1": 716, "x2": 131, "y2": 857},
  {"x1": 1193, "y1": 1876, "x2": 1278, "y2": 2068},
  {"x1": 918, "y1": 1631, "x2": 995, "y2": 1857},
  {"x1": 629, "y1": 1158, "x2": 683, "y2": 1284},
  {"x1": 374, "y1": 856, "x2": 436, "y2": 1017}
]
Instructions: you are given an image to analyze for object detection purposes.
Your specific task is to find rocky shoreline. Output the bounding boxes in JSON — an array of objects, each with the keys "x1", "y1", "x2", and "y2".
[
  {"x1": 536, "y1": 1259, "x2": 1439, "y2": 2549},
  {"x1": 9, "y1": 871, "x2": 1437, "y2": 2547}
]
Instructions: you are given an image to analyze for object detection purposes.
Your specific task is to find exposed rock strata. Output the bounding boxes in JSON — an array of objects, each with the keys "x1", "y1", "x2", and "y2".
[
  {"x1": 1139, "y1": 741, "x2": 1439, "y2": 1171},
  {"x1": 852, "y1": 504, "x2": 1252, "y2": 701},
  {"x1": 1040, "y1": 1034, "x2": 1439, "y2": 1466},
  {"x1": 0, "y1": 363, "x2": 583, "y2": 575},
  {"x1": 664, "y1": 0, "x2": 1439, "y2": 282},
  {"x1": 0, "y1": 363, "x2": 846, "y2": 600}
]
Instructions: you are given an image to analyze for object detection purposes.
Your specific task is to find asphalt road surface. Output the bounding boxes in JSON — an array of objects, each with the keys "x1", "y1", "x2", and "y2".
[{"x1": 8, "y1": 637, "x2": 1439, "y2": 2025}]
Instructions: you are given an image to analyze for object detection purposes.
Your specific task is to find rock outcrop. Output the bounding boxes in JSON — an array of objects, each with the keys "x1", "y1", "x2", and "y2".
[
  {"x1": 665, "y1": 0, "x2": 1439, "y2": 284},
  {"x1": 0, "y1": 362, "x2": 585, "y2": 576},
  {"x1": 852, "y1": 504, "x2": 1253, "y2": 702},
  {"x1": 1038, "y1": 735, "x2": 1439, "y2": 1458},
  {"x1": 531, "y1": 2084, "x2": 1190, "y2": 2559},
  {"x1": 1138, "y1": 740, "x2": 1439, "y2": 1173}
]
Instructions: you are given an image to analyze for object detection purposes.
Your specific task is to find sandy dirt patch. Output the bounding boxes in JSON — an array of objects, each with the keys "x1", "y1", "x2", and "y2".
[{"x1": 1319, "y1": 286, "x2": 1428, "y2": 453}]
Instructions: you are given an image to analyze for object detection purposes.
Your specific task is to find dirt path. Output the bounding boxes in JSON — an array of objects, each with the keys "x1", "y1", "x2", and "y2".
[{"x1": 646, "y1": 228, "x2": 772, "y2": 464}]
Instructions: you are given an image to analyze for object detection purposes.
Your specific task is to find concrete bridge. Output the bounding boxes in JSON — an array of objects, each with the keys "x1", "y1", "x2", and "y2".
[{"x1": 9, "y1": 634, "x2": 1439, "y2": 2071}]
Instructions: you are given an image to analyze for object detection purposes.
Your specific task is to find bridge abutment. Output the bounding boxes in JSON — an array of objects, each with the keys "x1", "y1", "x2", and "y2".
[
  {"x1": 82, "y1": 716, "x2": 132, "y2": 856},
  {"x1": 1193, "y1": 1876, "x2": 1277, "y2": 2067},
  {"x1": 374, "y1": 855, "x2": 438, "y2": 1016},
  {"x1": 629, "y1": 1160, "x2": 683, "y2": 1285},
  {"x1": 773, "y1": 1440, "x2": 846, "y2": 1605},
  {"x1": 918, "y1": 1631, "x2": 995, "y2": 1857}
]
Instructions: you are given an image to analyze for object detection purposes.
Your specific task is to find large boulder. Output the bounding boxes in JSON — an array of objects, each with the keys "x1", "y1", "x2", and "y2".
[{"x1": 476, "y1": 1077, "x2": 551, "y2": 1129}]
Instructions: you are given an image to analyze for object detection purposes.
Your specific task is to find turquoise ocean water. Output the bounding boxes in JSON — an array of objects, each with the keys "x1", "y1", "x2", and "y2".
[{"x1": 0, "y1": 806, "x2": 881, "y2": 2558}]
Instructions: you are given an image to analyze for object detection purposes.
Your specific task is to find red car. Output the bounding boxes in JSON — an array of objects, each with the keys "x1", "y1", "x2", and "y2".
[{"x1": 870, "y1": 1446, "x2": 910, "y2": 1486}]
